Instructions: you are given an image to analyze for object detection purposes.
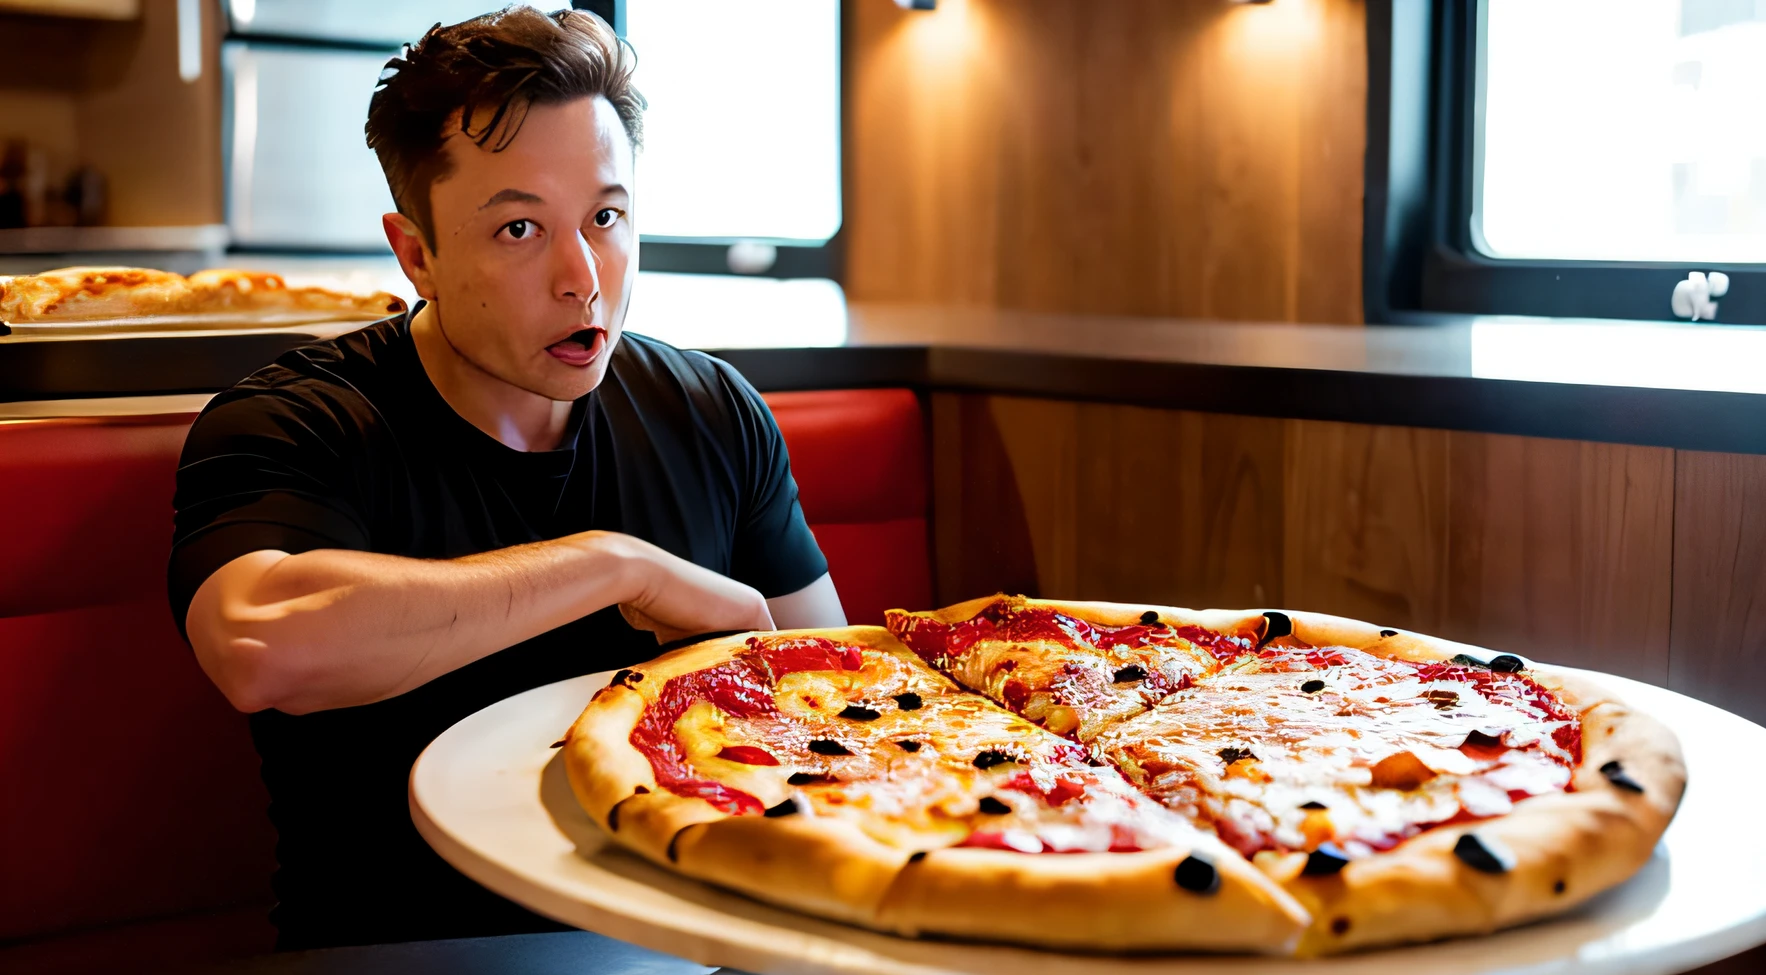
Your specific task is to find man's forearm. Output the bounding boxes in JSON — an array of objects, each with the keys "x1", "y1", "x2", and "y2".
[{"x1": 189, "y1": 531, "x2": 644, "y2": 715}]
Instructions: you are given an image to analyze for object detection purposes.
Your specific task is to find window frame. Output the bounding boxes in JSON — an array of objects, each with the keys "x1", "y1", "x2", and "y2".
[
  {"x1": 1365, "y1": 0, "x2": 1766, "y2": 325},
  {"x1": 576, "y1": 0, "x2": 846, "y2": 281}
]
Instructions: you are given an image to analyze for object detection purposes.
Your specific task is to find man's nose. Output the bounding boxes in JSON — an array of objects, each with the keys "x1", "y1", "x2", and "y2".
[{"x1": 556, "y1": 228, "x2": 601, "y2": 307}]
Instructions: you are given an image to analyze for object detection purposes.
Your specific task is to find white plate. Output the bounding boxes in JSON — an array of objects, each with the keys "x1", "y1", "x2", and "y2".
[{"x1": 410, "y1": 669, "x2": 1766, "y2": 975}]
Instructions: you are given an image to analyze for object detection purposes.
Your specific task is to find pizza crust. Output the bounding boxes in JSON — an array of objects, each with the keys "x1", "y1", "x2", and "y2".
[{"x1": 877, "y1": 843, "x2": 1307, "y2": 953}]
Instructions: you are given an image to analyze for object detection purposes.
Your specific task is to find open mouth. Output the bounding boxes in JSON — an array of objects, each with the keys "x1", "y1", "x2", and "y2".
[{"x1": 546, "y1": 326, "x2": 607, "y2": 367}]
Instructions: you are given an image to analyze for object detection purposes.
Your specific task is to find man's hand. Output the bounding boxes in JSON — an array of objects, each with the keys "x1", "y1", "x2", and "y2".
[{"x1": 607, "y1": 534, "x2": 774, "y2": 645}]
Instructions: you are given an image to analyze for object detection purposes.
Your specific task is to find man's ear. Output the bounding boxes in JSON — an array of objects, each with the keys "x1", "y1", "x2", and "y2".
[{"x1": 384, "y1": 212, "x2": 438, "y2": 300}]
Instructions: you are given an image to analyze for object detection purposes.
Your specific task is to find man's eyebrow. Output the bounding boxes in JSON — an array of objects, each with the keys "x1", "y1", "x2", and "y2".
[
  {"x1": 601, "y1": 183, "x2": 630, "y2": 199},
  {"x1": 478, "y1": 188, "x2": 544, "y2": 209}
]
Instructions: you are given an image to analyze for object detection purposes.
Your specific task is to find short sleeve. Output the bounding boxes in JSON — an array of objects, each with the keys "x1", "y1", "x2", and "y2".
[
  {"x1": 715, "y1": 363, "x2": 829, "y2": 598},
  {"x1": 167, "y1": 387, "x2": 374, "y2": 639}
]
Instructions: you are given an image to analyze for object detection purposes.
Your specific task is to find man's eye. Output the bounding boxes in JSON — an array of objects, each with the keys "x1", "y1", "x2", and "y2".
[
  {"x1": 500, "y1": 219, "x2": 534, "y2": 240},
  {"x1": 593, "y1": 208, "x2": 622, "y2": 229}
]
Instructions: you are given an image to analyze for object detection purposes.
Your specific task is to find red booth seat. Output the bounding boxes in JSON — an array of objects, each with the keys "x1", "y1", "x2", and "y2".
[{"x1": 0, "y1": 388, "x2": 930, "y2": 972}]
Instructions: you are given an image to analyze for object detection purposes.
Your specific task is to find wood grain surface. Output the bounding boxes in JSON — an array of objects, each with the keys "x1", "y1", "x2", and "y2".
[
  {"x1": 930, "y1": 396, "x2": 1744, "y2": 712},
  {"x1": 1670, "y1": 451, "x2": 1766, "y2": 725},
  {"x1": 845, "y1": 0, "x2": 1366, "y2": 322},
  {"x1": 1283, "y1": 419, "x2": 1451, "y2": 634}
]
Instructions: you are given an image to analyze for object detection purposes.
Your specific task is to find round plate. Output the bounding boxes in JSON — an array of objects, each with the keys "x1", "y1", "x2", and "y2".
[{"x1": 410, "y1": 669, "x2": 1766, "y2": 975}]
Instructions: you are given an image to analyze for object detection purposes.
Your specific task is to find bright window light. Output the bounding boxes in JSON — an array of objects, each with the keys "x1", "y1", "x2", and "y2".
[
  {"x1": 625, "y1": 0, "x2": 841, "y2": 242},
  {"x1": 1476, "y1": 0, "x2": 1766, "y2": 263},
  {"x1": 625, "y1": 272, "x2": 848, "y2": 348}
]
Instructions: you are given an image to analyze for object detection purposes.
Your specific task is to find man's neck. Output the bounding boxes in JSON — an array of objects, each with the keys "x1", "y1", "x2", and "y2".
[{"x1": 409, "y1": 302, "x2": 576, "y2": 452}]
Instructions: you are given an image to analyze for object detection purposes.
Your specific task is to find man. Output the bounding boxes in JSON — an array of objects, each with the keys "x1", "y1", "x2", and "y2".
[{"x1": 169, "y1": 6, "x2": 845, "y2": 950}]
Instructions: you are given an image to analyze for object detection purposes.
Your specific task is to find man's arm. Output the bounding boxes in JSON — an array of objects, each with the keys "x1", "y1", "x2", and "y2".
[
  {"x1": 186, "y1": 530, "x2": 772, "y2": 716},
  {"x1": 766, "y1": 572, "x2": 847, "y2": 629}
]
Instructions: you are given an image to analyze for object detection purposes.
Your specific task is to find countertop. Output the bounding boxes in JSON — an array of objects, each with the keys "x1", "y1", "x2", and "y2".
[{"x1": 8, "y1": 276, "x2": 1766, "y2": 453}]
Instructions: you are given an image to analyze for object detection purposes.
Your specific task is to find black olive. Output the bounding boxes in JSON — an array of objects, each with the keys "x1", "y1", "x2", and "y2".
[
  {"x1": 839, "y1": 705, "x2": 881, "y2": 721},
  {"x1": 1302, "y1": 844, "x2": 1350, "y2": 876},
  {"x1": 809, "y1": 739, "x2": 851, "y2": 756},
  {"x1": 1450, "y1": 653, "x2": 1485, "y2": 668},
  {"x1": 893, "y1": 692, "x2": 923, "y2": 711},
  {"x1": 611, "y1": 669, "x2": 642, "y2": 687},
  {"x1": 666, "y1": 830, "x2": 685, "y2": 862},
  {"x1": 607, "y1": 797, "x2": 627, "y2": 831},
  {"x1": 1300, "y1": 679, "x2": 1326, "y2": 694},
  {"x1": 973, "y1": 749, "x2": 1015, "y2": 769},
  {"x1": 1453, "y1": 833, "x2": 1514, "y2": 874},
  {"x1": 1553, "y1": 878, "x2": 1567, "y2": 895},
  {"x1": 1140, "y1": 610, "x2": 1160, "y2": 625},
  {"x1": 1488, "y1": 654, "x2": 1526, "y2": 673},
  {"x1": 632, "y1": 785, "x2": 649, "y2": 794},
  {"x1": 1260, "y1": 611, "x2": 1293, "y2": 644},
  {"x1": 977, "y1": 796, "x2": 1011, "y2": 815},
  {"x1": 1379, "y1": 629, "x2": 1398, "y2": 638},
  {"x1": 1113, "y1": 664, "x2": 1148, "y2": 683},
  {"x1": 1600, "y1": 760, "x2": 1645, "y2": 793},
  {"x1": 896, "y1": 740, "x2": 922, "y2": 752},
  {"x1": 1300, "y1": 800, "x2": 1328, "y2": 810},
  {"x1": 549, "y1": 738, "x2": 567, "y2": 749},
  {"x1": 1173, "y1": 855, "x2": 1220, "y2": 894},
  {"x1": 1330, "y1": 917, "x2": 1351, "y2": 936},
  {"x1": 908, "y1": 851, "x2": 927, "y2": 864},
  {"x1": 787, "y1": 772, "x2": 831, "y2": 786},
  {"x1": 1217, "y1": 746, "x2": 1257, "y2": 764},
  {"x1": 1463, "y1": 730, "x2": 1505, "y2": 749},
  {"x1": 764, "y1": 798, "x2": 802, "y2": 818}
]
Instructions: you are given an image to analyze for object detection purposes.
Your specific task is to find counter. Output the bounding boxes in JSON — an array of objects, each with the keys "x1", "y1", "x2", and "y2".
[{"x1": 7, "y1": 294, "x2": 1766, "y2": 455}]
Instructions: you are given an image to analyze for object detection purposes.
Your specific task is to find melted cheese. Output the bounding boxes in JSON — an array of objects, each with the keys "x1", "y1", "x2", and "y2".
[
  {"x1": 679, "y1": 644, "x2": 1212, "y2": 854},
  {"x1": 1094, "y1": 655, "x2": 1576, "y2": 857}
]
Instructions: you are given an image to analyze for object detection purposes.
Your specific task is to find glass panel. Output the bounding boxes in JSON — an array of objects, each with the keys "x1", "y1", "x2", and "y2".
[
  {"x1": 226, "y1": 44, "x2": 395, "y2": 250},
  {"x1": 625, "y1": 0, "x2": 842, "y2": 242},
  {"x1": 1476, "y1": 0, "x2": 1766, "y2": 263}
]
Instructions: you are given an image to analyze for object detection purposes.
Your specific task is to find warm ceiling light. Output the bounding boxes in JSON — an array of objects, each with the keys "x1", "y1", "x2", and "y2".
[{"x1": 894, "y1": 0, "x2": 937, "y2": 9}]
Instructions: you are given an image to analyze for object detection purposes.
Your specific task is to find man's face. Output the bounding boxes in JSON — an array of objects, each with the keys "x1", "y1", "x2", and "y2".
[{"x1": 410, "y1": 95, "x2": 636, "y2": 401}]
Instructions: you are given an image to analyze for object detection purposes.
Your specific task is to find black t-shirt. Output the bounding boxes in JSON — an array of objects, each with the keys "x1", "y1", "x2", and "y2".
[{"x1": 168, "y1": 307, "x2": 827, "y2": 950}]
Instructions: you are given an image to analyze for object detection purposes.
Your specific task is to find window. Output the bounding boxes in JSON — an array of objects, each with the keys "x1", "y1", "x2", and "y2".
[
  {"x1": 1476, "y1": 0, "x2": 1766, "y2": 264},
  {"x1": 1365, "y1": 0, "x2": 1766, "y2": 324},
  {"x1": 619, "y1": 0, "x2": 843, "y2": 278}
]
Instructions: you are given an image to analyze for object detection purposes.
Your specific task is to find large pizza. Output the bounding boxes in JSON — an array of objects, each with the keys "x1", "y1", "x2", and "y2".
[{"x1": 563, "y1": 595, "x2": 1684, "y2": 956}]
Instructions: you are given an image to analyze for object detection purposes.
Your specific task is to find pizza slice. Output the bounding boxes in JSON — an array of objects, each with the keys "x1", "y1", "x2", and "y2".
[
  {"x1": 565, "y1": 626, "x2": 1309, "y2": 953},
  {"x1": 1092, "y1": 610, "x2": 1686, "y2": 955},
  {"x1": 884, "y1": 595, "x2": 1256, "y2": 741}
]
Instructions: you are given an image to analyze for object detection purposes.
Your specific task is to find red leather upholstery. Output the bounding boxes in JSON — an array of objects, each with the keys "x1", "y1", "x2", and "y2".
[
  {"x1": 764, "y1": 389, "x2": 931, "y2": 625},
  {"x1": 0, "y1": 388, "x2": 930, "y2": 968}
]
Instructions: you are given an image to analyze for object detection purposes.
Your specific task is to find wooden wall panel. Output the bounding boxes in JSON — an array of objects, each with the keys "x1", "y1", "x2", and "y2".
[
  {"x1": 846, "y1": 0, "x2": 1366, "y2": 323},
  {"x1": 1282, "y1": 419, "x2": 1450, "y2": 632},
  {"x1": 1670, "y1": 451, "x2": 1766, "y2": 725},
  {"x1": 929, "y1": 394, "x2": 1284, "y2": 610},
  {"x1": 1072, "y1": 405, "x2": 1286, "y2": 609},
  {"x1": 933, "y1": 394, "x2": 1763, "y2": 722},
  {"x1": 1443, "y1": 435, "x2": 1674, "y2": 681}
]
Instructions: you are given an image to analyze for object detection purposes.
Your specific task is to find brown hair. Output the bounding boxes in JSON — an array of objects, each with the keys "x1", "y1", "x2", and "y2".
[{"x1": 365, "y1": 5, "x2": 644, "y2": 250}]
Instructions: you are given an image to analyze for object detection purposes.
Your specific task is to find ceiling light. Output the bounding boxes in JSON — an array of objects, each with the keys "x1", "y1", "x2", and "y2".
[{"x1": 894, "y1": 0, "x2": 937, "y2": 9}]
